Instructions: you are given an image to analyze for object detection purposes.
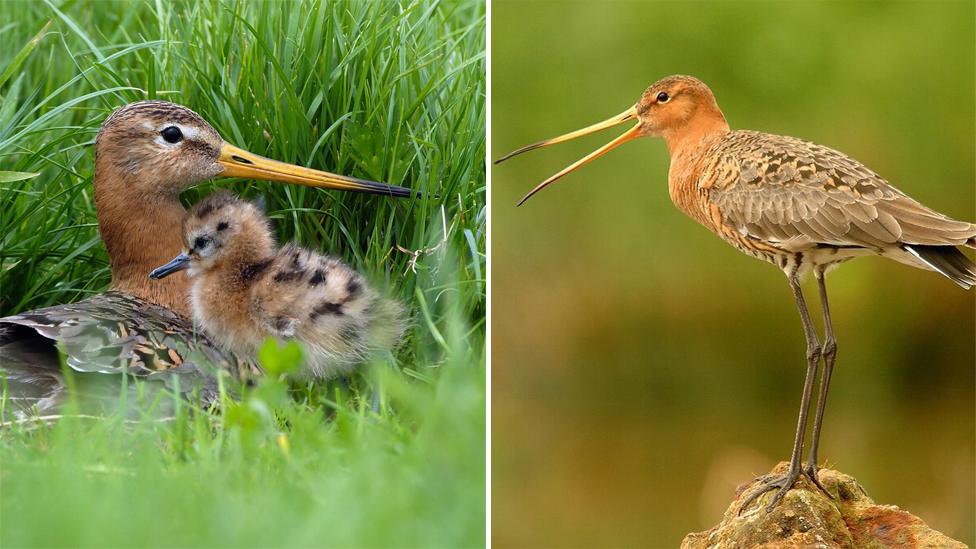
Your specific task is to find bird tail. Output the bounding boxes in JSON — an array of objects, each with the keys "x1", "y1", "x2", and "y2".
[
  {"x1": 0, "y1": 324, "x2": 66, "y2": 420},
  {"x1": 903, "y1": 245, "x2": 976, "y2": 290}
]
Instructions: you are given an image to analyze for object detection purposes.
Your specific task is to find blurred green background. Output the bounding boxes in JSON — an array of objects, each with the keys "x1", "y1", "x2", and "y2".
[{"x1": 491, "y1": 1, "x2": 974, "y2": 547}]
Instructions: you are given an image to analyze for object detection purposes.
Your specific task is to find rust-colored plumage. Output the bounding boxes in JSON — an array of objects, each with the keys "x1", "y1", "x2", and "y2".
[
  {"x1": 1, "y1": 101, "x2": 415, "y2": 416},
  {"x1": 93, "y1": 102, "x2": 227, "y2": 315},
  {"x1": 497, "y1": 74, "x2": 976, "y2": 511}
]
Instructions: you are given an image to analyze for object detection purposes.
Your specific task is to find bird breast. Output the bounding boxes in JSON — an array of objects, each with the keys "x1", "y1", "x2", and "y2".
[
  {"x1": 667, "y1": 134, "x2": 731, "y2": 232},
  {"x1": 190, "y1": 275, "x2": 265, "y2": 353}
]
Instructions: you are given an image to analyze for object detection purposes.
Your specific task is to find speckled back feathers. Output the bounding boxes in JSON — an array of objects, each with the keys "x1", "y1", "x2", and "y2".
[{"x1": 683, "y1": 130, "x2": 976, "y2": 250}]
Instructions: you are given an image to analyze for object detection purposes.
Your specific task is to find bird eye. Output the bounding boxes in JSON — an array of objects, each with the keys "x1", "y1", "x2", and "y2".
[
  {"x1": 161, "y1": 126, "x2": 183, "y2": 143},
  {"x1": 216, "y1": 221, "x2": 229, "y2": 231},
  {"x1": 193, "y1": 236, "x2": 207, "y2": 250},
  {"x1": 656, "y1": 92, "x2": 670, "y2": 103}
]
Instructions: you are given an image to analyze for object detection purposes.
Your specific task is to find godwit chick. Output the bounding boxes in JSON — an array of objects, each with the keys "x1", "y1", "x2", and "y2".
[
  {"x1": 149, "y1": 192, "x2": 404, "y2": 378},
  {"x1": 1, "y1": 101, "x2": 416, "y2": 414},
  {"x1": 496, "y1": 75, "x2": 976, "y2": 511}
]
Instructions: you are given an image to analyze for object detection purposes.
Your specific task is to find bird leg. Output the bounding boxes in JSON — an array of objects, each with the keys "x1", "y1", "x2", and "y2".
[
  {"x1": 739, "y1": 271, "x2": 821, "y2": 514},
  {"x1": 803, "y1": 268, "x2": 836, "y2": 497}
]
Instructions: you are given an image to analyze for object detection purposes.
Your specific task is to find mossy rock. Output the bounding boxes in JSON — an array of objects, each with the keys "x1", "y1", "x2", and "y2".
[{"x1": 682, "y1": 462, "x2": 967, "y2": 549}]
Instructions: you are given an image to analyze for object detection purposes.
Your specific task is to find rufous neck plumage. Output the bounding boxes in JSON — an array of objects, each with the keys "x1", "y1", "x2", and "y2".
[
  {"x1": 661, "y1": 100, "x2": 731, "y2": 229},
  {"x1": 662, "y1": 102, "x2": 731, "y2": 157},
  {"x1": 93, "y1": 160, "x2": 191, "y2": 316}
]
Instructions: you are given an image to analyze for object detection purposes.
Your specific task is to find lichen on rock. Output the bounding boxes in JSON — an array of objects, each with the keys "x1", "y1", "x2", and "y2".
[{"x1": 681, "y1": 462, "x2": 967, "y2": 549}]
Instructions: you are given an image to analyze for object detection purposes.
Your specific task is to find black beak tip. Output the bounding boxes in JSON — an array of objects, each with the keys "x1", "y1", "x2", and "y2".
[
  {"x1": 400, "y1": 188, "x2": 437, "y2": 200},
  {"x1": 383, "y1": 185, "x2": 429, "y2": 199},
  {"x1": 361, "y1": 183, "x2": 436, "y2": 200}
]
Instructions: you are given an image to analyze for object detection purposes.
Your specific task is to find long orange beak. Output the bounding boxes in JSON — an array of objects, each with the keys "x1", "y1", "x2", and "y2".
[
  {"x1": 494, "y1": 106, "x2": 641, "y2": 206},
  {"x1": 218, "y1": 143, "x2": 417, "y2": 198}
]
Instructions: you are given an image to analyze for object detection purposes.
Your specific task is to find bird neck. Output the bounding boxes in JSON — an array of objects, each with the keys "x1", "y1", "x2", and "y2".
[
  {"x1": 93, "y1": 164, "x2": 192, "y2": 317},
  {"x1": 663, "y1": 105, "x2": 730, "y2": 157},
  {"x1": 663, "y1": 106, "x2": 730, "y2": 230}
]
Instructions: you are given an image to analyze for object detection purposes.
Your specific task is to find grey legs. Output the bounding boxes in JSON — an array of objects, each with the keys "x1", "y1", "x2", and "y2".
[
  {"x1": 804, "y1": 267, "x2": 837, "y2": 489},
  {"x1": 740, "y1": 269, "x2": 827, "y2": 512}
]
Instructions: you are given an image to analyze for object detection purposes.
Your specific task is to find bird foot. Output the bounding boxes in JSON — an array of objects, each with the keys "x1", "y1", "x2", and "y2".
[
  {"x1": 803, "y1": 462, "x2": 833, "y2": 499},
  {"x1": 737, "y1": 468, "x2": 802, "y2": 515}
]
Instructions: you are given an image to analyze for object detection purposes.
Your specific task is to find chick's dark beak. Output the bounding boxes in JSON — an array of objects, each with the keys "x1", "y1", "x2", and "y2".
[{"x1": 149, "y1": 252, "x2": 191, "y2": 280}]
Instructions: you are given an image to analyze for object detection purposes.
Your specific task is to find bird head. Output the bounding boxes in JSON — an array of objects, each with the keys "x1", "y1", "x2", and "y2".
[
  {"x1": 95, "y1": 100, "x2": 416, "y2": 198},
  {"x1": 149, "y1": 192, "x2": 273, "y2": 279},
  {"x1": 634, "y1": 75, "x2": 723, "y2": 137},
  {"x1": 495, "y1": 75, "x2": 728, "y2": 205}
]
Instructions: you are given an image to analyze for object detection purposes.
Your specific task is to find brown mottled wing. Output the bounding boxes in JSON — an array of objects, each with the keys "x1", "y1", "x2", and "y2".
[
  {"x1": 1, "y1": 292, "x2": 260, "y2": 402},
  {"x1": 707, "y1": 131, "x2": 976, "y2": 249}
]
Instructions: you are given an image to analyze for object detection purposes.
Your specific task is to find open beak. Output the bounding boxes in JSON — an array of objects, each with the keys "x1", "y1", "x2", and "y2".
[
  {"x1": 218, "y1": 143, "x2": 418, "y2": 198},
  {"x1": 494, "y1": 106, "x2": 641, "y2": 206},
  {"x1": 149, "y1": 253, "x2": 191, "y2": 280}
]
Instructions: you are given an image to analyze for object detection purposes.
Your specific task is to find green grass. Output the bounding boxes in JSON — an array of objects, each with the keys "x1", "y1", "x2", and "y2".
[{"x1": 0, "y1": 0, "x2": 485, "y2": 547}]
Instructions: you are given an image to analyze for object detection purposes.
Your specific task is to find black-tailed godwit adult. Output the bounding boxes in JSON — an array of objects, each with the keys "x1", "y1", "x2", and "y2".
[{"x1": 496, "y1": 74, "x2": 976, "y2": 511}]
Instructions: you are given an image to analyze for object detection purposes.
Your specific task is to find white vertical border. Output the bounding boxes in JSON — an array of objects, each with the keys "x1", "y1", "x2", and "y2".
[{"x1": 484, "y1": 0, "x2": 492, "y2": 545}]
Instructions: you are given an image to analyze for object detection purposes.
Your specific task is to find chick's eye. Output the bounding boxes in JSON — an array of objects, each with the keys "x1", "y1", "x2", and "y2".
[
  {"x1": 193, "y1": 237, "x2": 207, "y2": 250},
  {"x1": 656, "y1": 92, "x2": 670, "y2": 103},
  {"x1": 161, "y1": 126, "x2": 183, "y2": 143}
]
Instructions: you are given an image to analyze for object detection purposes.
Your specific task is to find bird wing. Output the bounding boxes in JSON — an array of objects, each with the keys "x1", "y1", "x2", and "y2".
[
  {"x1": 707, "y1": 131, "x2": 976, "y2": 249},
  {"x1": 1, "y1": 292, "x2": 260, "y2": 402}
]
